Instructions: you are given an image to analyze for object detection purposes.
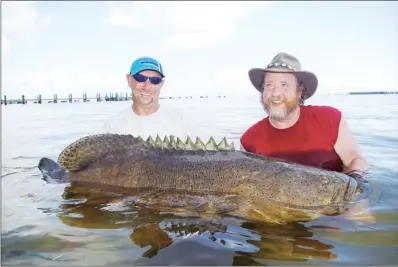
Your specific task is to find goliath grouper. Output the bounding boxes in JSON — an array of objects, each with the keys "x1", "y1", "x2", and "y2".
[{"x1": 38, "y1": 133, "x2": 361, "y2": 224}]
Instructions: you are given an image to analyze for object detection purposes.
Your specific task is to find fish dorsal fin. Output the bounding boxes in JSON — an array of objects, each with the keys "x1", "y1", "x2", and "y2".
[
  {"x1": 57, "y1": 134, "x2": 235, "y2": 171},
  {"x1": 205, "y1": 137, "x2": 217, "y2": 151},
  {"x1": 195, "y1": 137, "x2": 206, "y2": 150},
  {"x1": 176, "y1": 137, "x2": 185, "y2": 150},
  {"x1": 169, "y1": 135, "x2": 177, "y2": 149},
  {"x1": 162, "y1": 135, "x2": 171, "y2": 149},
  {"x1": 184, "y1": 136, "x2": 195, "y2": 150},
  {"x1": 146, "y1": 135, "x2": 155, "y2": 146},
  {"x1": 150, "y1": 135, "x2": 235, "y2": 152},
  {"x1": 57, "y1": 134, "x2": 144, "y2": 171},
  {"x1": 218, "y1": 137, "x2": 235, "y2": 150}
]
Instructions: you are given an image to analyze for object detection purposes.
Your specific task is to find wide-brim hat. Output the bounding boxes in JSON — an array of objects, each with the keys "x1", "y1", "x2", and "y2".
[{"x1": 248, "y1": 52, "x2": 318, "y2": 100}]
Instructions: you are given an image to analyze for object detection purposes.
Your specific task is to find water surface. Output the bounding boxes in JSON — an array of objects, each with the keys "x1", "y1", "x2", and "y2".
[{"x1": 2, "y1": 94, "x2": 398, "y2": 265}]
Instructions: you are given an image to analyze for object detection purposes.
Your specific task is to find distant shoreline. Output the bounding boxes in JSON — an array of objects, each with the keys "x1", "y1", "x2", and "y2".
[{"x1": 347, "y1": 91, "x2": 398, "y2": 95}]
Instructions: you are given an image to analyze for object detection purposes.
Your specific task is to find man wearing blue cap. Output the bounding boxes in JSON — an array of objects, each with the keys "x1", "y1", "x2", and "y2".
[{"x1": 103, "y1": 56, "x2": 191, "y2": 139}]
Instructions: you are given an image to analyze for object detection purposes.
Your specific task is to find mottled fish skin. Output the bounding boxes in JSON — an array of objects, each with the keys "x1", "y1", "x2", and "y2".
[{"x1": 40, "y1": 134, "x2": 359, "y2": 224}]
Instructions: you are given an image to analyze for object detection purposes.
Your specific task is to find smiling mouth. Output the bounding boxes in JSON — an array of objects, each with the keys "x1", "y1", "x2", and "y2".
[{"x1": 270, "y1": 100, "x2": 284, "y2": 107}]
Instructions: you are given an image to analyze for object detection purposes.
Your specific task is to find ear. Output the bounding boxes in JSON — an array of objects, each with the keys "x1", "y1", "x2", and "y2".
[
  {"x1": 296, "y1": 83, "x2": 303, "y2": 98},
  {"x1": 126, "y1": 74, "x2": 132, "y2": 87}
]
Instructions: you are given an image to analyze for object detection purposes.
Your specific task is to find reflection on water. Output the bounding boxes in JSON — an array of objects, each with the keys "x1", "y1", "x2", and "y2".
[
  {"x1": 2, "y1": 95, "x2": 398, "y2": 265},
  {"x1": 3, "y1": 184, "x2": 346, "y2": 265}
]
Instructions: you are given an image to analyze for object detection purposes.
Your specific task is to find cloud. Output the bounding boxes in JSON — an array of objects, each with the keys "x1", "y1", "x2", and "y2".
[
  {"x1": 1, "y1": 1, "x2": 51, "y2": 56},
  {"x1": 103, "y1": 1, "x2": 268, "y2": 49}
]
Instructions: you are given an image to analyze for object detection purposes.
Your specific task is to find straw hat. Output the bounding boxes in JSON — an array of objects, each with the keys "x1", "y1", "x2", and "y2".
[{"x1": 248, "y1": 52, "x2": 318, "y2": 100}]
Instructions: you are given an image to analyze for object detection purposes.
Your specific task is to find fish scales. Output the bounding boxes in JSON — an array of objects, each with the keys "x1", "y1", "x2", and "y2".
[
  {"x1": 38, "y1": 133, "x2": 360, "y2": 224},
  {"x1": 63, "y1": 146, "x2": 350, "y2": 208}
]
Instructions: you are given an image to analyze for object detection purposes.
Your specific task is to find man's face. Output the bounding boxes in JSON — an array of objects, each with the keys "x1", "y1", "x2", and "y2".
[
  {"x1": 261, "y1": 72, "x2": 302, "y2": 121},
  {"x1": 127, "y1": 70, "x2": 164, "y2": 108}
]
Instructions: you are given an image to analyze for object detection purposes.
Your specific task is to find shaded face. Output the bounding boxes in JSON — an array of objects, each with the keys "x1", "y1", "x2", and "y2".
[
  {"x1": 127, "y1": 70, "x2": 164, "y2": 108},
  {"x1": 261, "y1": 72, "x2": 302, "y2": 121}
]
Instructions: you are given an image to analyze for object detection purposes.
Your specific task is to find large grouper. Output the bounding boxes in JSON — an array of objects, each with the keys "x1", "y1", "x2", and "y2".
[{"x1": 37, "y1": 133, "x2": 363, "y2": 224}]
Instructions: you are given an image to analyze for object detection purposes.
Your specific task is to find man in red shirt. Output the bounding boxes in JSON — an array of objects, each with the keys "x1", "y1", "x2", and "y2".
[{"x1": 240, "y1": 52, "x2": 369, "y2": 185}]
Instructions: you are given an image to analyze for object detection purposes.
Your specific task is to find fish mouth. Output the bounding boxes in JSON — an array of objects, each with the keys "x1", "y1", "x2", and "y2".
[{"x1": 344, "y1": 176, "x2": 358, "y2": 201}]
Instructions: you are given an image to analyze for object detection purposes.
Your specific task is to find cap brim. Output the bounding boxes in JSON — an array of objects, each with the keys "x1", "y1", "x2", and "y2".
[{"x1": 248, "y1": 68, "x2": 318, "y2": 100}]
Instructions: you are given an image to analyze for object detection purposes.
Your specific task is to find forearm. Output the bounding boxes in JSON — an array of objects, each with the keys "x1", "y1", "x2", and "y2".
[{"x1": 342, "y1": 157, "x2": 369, "y2": 175}]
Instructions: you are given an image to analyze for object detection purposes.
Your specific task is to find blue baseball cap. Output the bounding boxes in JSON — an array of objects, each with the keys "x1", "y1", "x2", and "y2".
[{"x1": 129, "y1": 56, "x2": 165, "y2": 78}]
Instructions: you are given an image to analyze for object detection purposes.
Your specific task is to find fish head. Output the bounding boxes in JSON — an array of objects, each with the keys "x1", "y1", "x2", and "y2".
[
  {"x1": 234, "y1": 170, "x2": 358, "y2": 224},
  {"x1": 293, "y1": 169, "x2": 358, "y2": 207},
  {"x1": 245, "y1": 163, "x2": 359, "y2": 209}
]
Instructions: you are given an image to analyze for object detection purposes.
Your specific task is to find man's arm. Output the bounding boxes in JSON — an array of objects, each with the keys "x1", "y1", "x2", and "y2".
[{"x1": 334, "y1": 118, "x2": 369, "y2": 175}]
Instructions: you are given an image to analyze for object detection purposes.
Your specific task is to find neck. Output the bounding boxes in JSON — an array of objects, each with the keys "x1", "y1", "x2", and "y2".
[
  {"x1": 269, "y1": 106, "x2": 301, "y2": 129},
  {"x1": 132, "y1": 102, "x2": 160, "y2": 116}
]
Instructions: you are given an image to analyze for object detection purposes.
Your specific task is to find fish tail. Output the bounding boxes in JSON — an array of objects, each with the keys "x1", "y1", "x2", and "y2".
[{"x1": 38, "y1": 157, "x2": 68, "y2": 184}]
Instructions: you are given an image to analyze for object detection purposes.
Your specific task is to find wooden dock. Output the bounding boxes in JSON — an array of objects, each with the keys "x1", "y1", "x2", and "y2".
[{"x1": 1, "y1": 93, "x2": 226, "y2": 105}]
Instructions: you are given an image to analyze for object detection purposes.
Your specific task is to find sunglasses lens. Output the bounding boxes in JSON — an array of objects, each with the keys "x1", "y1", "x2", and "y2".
[
  {"x1": 133, "y1": 74, "x2": 147, "y2": 82},
  {"x1": 149, "y1": 77, "x2": 162, "y2": 84},
  {"x1": 133, "y1": 74, "x2": 162, "y2": 84}
]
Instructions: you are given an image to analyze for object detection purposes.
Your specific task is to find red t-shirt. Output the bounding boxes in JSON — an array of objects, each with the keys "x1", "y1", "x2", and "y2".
[{"x1": 240, "y1": 105, "x2": 343, "y2": 172}]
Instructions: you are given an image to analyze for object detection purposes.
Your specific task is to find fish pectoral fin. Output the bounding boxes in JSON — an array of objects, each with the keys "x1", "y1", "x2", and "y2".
[{"x1": 234, "y1": 198, "x2": 316, "y2": 225}]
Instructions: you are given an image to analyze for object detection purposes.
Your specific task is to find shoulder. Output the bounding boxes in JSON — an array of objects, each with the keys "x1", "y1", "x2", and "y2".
[
  {"x1": 302, "y1": 105, "x2": 342, "y2": 119},
  {"x1": 301, "y1": 105, "x2": 342, "y2": 126},
  {"x1": 302, "y1": 105, "x2": 342, "y2": 142}
]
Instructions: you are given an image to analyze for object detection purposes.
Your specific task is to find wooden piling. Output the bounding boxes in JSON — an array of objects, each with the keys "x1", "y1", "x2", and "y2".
[
  {"x1": 68, "y1": 94, "x2": 72, "y2": 103},
  {"x1": 54, "y1": 94, "x2": 57, "y2": 103},
  {"x1": 4, "y1": 95, "x2": 7, "y2": 105},
  {"x1": 22, "y1": 95, "x2": 25, "y2": 104}
]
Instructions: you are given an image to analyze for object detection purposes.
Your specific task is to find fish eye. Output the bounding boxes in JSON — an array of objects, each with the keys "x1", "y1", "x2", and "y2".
[{"x1": 320, "y1": 176, "x2": 330, "y2": 185}]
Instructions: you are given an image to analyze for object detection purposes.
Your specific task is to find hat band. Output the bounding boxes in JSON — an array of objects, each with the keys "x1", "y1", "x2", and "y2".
[{"x1": 267, "y1": 62, "x2": 296, "y2": 71}]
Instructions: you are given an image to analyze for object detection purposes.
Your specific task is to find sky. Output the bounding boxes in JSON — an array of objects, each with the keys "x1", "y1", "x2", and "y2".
[{"x1": 2, "y1": 1, "x2": 397, "y2": 100}]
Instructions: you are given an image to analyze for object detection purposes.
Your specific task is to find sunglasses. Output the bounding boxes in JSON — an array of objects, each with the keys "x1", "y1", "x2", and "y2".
[{"x1": 132, "y1": 73, "x2": 163, "y2": 85}]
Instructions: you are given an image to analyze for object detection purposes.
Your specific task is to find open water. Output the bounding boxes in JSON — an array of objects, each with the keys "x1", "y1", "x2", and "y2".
[{"x1": 1, "y1": 94, "x2": 398, "y2": 266}]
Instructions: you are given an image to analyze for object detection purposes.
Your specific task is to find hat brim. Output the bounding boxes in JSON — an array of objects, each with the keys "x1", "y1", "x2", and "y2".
[{"x1": 248, "y1": 68, "x2": 318, "y2": 100}]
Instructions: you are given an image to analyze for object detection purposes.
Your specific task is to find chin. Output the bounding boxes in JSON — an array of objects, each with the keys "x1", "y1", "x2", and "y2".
[
  {"x1": 140, "y1": 100, "x2": 154, "y2": 106},
  {"x1": 269, "y1": 112, "x2": 288, "y2": 121}
]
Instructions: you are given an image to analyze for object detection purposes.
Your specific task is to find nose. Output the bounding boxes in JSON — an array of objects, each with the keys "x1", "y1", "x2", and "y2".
[
  {"x1": 141, "y1": 80, "x2": 152, "y2": 90},
  {"x1": 271, "y1": 85, "x2": 284, "y2": 97}
]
